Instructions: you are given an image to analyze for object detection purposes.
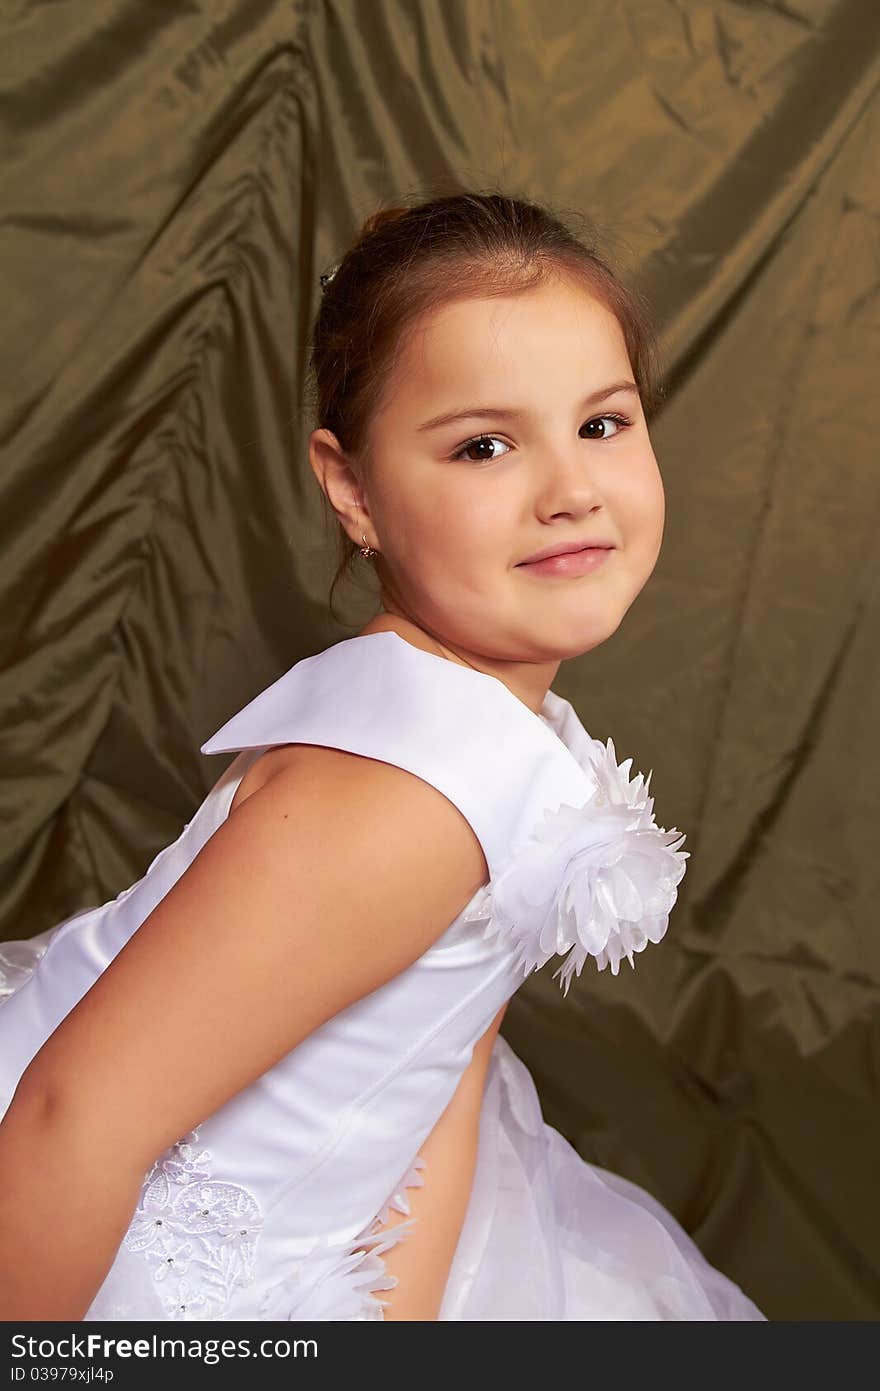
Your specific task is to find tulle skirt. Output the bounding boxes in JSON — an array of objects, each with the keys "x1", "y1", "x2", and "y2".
[{"x1": 435, "y1": 1032, "x2": 766, "y2": 1319}]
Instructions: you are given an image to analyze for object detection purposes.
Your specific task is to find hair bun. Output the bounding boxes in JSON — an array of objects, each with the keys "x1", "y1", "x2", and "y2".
[
  {"x1": 359, "y1": 205, "x2": 411, "y2": 241},
  {"x1": 320, "y1": 208, "x2": 411, "y2": 294}
]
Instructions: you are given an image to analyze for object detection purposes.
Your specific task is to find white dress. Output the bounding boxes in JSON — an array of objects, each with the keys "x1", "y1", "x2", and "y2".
[{"x1": 0, "y1": 631, "x2": 766, "y2": 1321}]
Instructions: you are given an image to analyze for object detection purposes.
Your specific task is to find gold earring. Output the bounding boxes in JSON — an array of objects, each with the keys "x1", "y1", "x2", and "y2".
[{"x1": 359, "y1": 532, "x2": 377, "y2": 559}]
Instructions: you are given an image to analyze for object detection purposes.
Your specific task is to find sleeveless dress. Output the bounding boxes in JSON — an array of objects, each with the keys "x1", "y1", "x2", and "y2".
[{"x1": 0, "y1": 632, "x2": 766, "y2": 1321}]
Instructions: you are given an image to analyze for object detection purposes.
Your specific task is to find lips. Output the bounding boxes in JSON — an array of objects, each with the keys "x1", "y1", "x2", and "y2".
[
  {"x1": 517, "y1": 546, "x2": 615, "y2": 578},
  {"x1": 518, "y1": 541, "x2": 615, "y2": 565}
]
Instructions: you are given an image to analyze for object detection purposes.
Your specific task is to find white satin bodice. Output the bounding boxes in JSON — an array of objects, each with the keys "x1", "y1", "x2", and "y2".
[{"x1": 1, "y1": 633, "x2": 610, "y2": 1319}]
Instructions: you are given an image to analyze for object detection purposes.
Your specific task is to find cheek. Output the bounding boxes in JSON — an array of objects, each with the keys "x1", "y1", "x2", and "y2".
[
  {"x1": 642, "y1": 464, "x2": 665, "y2": 528},
  {"x1": 628, "y1": 463, "x2": 666, "y2": 572},
  {"x1": 617, "y1": 450, "x2": 665, "y2": 527},
  {"x1": 652, "y1": 465, "x2": 666, "y2": 529},
  {"x1": 373, "y1": 474, "x2": 477, "y2": 574},
  {"x1": 402, "y1": 479, "x2": 502, "y2": 557},
  {"x1": 370, "y1": 469, "x2": 429, "y2": 537}
]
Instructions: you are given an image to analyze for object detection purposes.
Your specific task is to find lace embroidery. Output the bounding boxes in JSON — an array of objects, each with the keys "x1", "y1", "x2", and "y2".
[{"x1": 123, "y1": 1128, "x2": 263, "y2": 1319}]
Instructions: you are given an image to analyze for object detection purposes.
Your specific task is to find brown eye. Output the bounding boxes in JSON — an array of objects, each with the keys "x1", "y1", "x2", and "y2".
[
  {"x1": 580, "y1": 414, "x2": 630, "y2": 440},
  {"x1": 452, "y1": 435, "x2": 512, "y2": 463}
]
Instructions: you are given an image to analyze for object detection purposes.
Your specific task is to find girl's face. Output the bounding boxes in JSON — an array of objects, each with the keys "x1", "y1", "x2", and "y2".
[{"x1": 358, "y1": 277, "x2": 665, "y2": 673}]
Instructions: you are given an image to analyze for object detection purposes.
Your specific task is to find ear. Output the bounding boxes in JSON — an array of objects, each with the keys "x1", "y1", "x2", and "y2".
[{"x1": 308, "y1": 428, "x2": 379, "y2": 551}]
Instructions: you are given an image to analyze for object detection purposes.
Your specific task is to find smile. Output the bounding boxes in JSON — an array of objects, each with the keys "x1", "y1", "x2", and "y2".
[{"x1": 516, "y1": 547, "x2": 614, "y2": 577}]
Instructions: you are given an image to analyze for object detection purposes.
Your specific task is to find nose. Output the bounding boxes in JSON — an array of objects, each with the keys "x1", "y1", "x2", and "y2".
[{"x1": 533, "y1": 441, "x2": 605, "y2": 519}]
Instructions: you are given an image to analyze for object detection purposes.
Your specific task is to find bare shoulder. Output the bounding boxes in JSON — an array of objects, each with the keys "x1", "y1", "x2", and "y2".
[
  {"x1": 233, "y1": 744, "x2": 489, "y2": 898},
  {"x1": 228, "y1": 739, "x2": 473, "y2": 825},
  {"x1": 227, "y1": 743, "x2": 308, "y2": 815}
]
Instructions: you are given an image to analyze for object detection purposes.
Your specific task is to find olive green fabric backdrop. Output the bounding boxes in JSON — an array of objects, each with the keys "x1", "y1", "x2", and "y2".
[{"x1": 2, "y1": 0, "x2": 878, "y2": 1320}]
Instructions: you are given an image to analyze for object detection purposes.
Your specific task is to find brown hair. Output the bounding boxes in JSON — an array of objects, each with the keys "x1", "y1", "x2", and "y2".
[{"x1": 306, "y1": 188, "x2": 664, "y2": 622}]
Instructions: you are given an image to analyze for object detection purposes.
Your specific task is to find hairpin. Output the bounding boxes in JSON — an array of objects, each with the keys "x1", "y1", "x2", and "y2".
[{"x1": 320, "y1": 261, "x2": 340, "y2": 291}]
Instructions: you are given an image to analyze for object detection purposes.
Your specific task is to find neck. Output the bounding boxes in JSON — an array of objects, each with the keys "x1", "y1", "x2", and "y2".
[{"x1": 357, "y1": 610, "x2": 560, "y2": 717}]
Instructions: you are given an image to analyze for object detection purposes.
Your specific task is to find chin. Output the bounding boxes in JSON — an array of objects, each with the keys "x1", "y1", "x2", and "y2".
[{"x1": 552, "y1": 613, "x2": 625, "y2": 660}]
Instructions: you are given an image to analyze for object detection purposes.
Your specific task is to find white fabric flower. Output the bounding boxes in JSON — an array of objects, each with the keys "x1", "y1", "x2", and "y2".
[{"x1": 463, "y1": 736, "x2": 689, "y2": 995}]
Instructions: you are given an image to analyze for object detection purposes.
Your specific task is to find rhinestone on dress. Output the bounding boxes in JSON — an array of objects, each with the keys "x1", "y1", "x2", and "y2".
[{"x1": 123, "y1": 1126, "x2": 264, "y2": 1319}]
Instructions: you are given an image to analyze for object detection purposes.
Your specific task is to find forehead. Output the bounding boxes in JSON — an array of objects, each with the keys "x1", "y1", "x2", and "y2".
[{"x1": 377, "y1": 280, "x2": 631, "y2": 425}]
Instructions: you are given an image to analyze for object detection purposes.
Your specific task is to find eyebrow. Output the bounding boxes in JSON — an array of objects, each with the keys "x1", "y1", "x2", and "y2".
[{"x1": 416, "y1": 380, "x2": 640, "y2": 433}]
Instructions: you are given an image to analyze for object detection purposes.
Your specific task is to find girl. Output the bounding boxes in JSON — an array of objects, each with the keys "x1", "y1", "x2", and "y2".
[{"x1": 0, "y1": 191, "x2": 765, "y2": 1321}]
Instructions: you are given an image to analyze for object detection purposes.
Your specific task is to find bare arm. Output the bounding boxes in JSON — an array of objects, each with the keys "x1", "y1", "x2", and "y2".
[
  {"x1": 0, "y1": 745, "x2": 488, "y2": 1319},
  {"x1": 379, "y1": 999, "x2": 508, "y2": 1321}
]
